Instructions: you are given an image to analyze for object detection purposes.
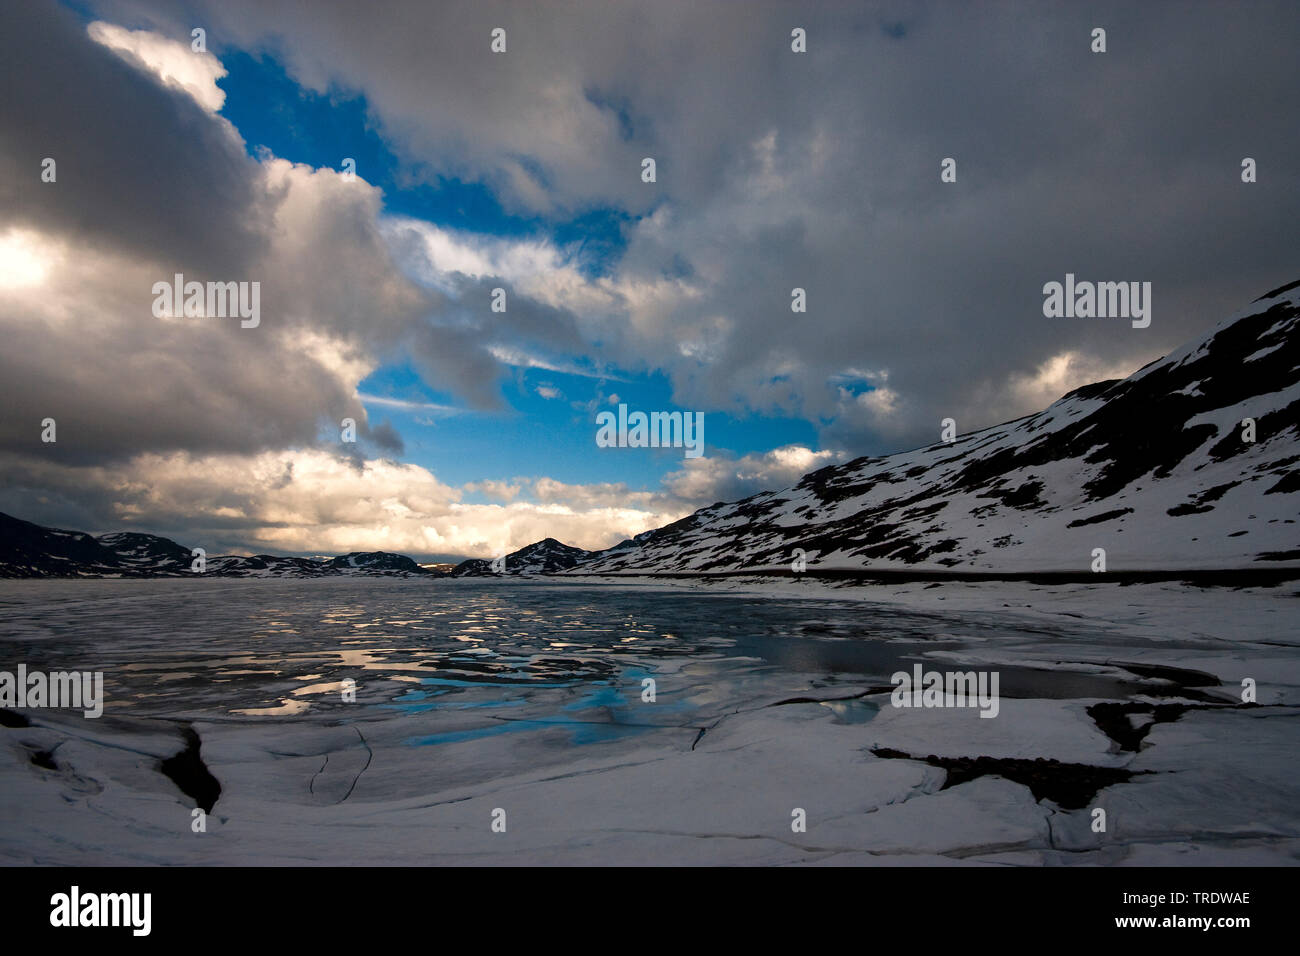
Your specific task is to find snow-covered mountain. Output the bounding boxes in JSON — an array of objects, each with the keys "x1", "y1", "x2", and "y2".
[
  {"x1": 94, "y1": 531, "x2": 194, "y2": 571},
  {"x1": 203, "y1": 551, "x2": 430, "y2": 577},
  {"x1": 451, "y1": 538, "x2": 593, "y2": 576},
  {"x1": 0, "y1": 513, "x2": 434, "y2": 578},
  {"x1": 574, "y1": 279, "x2": 1300, "y2": 575}
]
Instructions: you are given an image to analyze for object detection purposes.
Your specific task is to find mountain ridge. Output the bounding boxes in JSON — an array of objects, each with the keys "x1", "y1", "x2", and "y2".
[
  {"x1": 0, "y1": 512, "x2": 436, "y2": 578},
  {"x1": 568, "y1": 279, "x2": 1300, "y2": 576}
]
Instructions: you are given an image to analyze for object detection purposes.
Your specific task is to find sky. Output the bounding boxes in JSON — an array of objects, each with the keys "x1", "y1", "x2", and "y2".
[{"x1": 1, "y1": 0, "x2": 1297, "y2": 561}]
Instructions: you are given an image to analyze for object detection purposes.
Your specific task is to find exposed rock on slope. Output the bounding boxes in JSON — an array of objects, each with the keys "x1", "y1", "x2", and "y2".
[
  {"x1": 574, "y1": 281, "x2": 1300, "y2": 574},
  {"x1": 451, "y1": 538, "x2": 593, "y2": 576}
]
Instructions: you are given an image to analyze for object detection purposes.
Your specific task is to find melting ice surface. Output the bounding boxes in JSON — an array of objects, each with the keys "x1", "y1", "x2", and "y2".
[
  {"x1": 2, "y1": 577, "x2": 1294, "y2": 866},
  {"x1": 0, "y1": 577, "x2": 1184, "y2": 747}
]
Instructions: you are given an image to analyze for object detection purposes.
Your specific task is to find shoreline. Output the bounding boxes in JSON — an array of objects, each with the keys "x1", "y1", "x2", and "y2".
[{"x1": 559, "y1": 566, "x2": 1300, "y2": 585}]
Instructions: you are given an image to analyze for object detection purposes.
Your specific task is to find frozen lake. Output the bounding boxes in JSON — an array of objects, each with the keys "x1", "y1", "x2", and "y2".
[
  {"x1": 0, "y1": 578, "x2": 1178, "y2": 721},
  {"x1": 1, "y1": 577, "x2": 1296, "y2": 865}
]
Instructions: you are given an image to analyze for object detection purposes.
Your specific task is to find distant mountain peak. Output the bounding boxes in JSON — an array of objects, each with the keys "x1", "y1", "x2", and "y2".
[
  {"x1": 0, "y1": 513, "x2": 436, "y2": 579},
  {"x1": 450, "y1": 537, "x2": 592, "y2": 576}
]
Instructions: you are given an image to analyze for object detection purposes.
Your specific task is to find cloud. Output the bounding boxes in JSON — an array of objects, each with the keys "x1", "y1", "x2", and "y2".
[
  {"x1": 5, "y1": 4, "x2": 861, "y2": 556},
  {"x1": 465, "y1": 479, "x2": 522, "y2": 502},
  {"x1": 6, "y1": 0, "x2": 1300, "y2": 556},
  {"x1": 358, "y1": 394, "x2": 464, "y2": 416},
  {"x1": 87, "y1": 20, "x2": 228, "y2": 112},
  {"x1": 1, "y1": 434, "x2": 847, "y2": 559},
  {"x1": 81, "y1": 0, "x2": 1300, "y2": 454},
  {"x1": 0, "y1": 11, "x2": 468, "y2": 468},
  {"x1": 0, "y1": 2, "x2": 265, "y2": 275},
  {"x1": 0, "y1": 447, "x2": 688, "y2": 557},
  {"x1": 0, "y1": 228, "x2": 52, "y2": 288},
  {"x1": 1004, "y1": 351, "x2": 1139, "y2": 416},
  {"x1": 486, "y1": 345, "x2": 610, "y2": 380},
  {"x1": 0, "y1": 158, "x2": 429, "y2": 465},
  {"x1": 660, "y1": 445, "x2": 844, "y2": 504},
  {"x1": 131, "y1": 0, "x2": 1300, "y2": 455}
]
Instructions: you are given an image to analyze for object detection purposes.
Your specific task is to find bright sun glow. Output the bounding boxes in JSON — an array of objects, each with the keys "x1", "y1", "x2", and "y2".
[{"x1": 0, "y1": 229, "x2": 53, "y2": 288}]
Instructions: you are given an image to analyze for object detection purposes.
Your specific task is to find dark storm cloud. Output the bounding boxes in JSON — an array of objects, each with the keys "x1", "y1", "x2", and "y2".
[
  {"x1": 0, "y1": 3, "x2": 437, "y2": 468},
  {"x1": 0, "y1": 0, "x2": 267, "y2": 275}
]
